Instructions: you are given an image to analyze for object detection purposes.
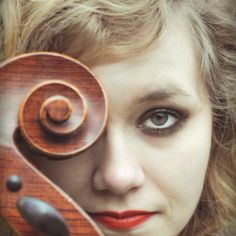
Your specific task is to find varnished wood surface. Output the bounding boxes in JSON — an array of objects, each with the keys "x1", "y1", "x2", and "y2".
[
  {"x1": 0, "y1": 146, "x2": 103, "y2": 235},
  {"x1": 0, "y1": 216, "x2": 18, "y2": 236},
  {"x1": 0, "y1": 52, "x2": 107, "y2": 235}
]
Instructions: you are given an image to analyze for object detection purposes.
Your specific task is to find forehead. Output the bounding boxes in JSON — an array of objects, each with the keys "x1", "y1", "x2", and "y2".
[{"x1": 91, "y1": 17, "x2": 207, "y2": 107}]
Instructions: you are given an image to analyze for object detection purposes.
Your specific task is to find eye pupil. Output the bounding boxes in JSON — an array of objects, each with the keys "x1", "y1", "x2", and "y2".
[{"x1": 151, "y1": 113, "x2": 168, "y2": 126}]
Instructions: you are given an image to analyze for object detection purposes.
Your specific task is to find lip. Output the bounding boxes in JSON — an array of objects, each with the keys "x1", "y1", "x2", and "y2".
[{"x1": 89, "y1": 210, "x2": 157, "y2": 230}]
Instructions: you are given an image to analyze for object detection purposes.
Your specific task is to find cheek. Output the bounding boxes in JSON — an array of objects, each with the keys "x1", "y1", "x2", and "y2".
[
  {"x1": 163, "y1": 139, "x2": 210, "y2": 201},
  {"x1": 140, "y1": 111, "x2": 212, "y2": 213},
  {"x1": 144, "y1": 143, "x2": 210, "y2": 205}
]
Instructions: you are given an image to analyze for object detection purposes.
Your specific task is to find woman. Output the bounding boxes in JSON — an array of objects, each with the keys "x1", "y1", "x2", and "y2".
[{"x1": 0, "y1": 0, "x2": 235, "y2": 235}]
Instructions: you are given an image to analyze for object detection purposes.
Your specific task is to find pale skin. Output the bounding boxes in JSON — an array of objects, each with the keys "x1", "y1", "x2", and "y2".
[{"x1": 33, "y1": 18, "x2": 212, "y2": 236}]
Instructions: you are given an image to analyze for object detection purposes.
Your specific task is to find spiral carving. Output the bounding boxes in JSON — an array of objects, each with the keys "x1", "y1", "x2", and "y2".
[
  {"x1": 17, "y1": 53, "x2": 107, "y2": 159},
  {"x1": 35, "y1": 82, "x2": 87, "y2": 136},
  {"x1": 41, "y1": 95, "x2": 73, "y2": 124}
]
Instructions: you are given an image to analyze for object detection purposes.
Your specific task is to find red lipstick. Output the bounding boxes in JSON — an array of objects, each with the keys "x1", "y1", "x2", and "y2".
[{"x1": 89, "y1": 210, "x2": 156, "y2": 230}]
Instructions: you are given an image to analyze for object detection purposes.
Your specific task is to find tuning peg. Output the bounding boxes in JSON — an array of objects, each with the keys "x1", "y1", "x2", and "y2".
[{"x1": 17, "y1": 196, "x2": 69, "y2": 236}]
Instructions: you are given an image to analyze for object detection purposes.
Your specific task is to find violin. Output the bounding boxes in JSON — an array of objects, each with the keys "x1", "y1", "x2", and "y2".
[{"x1": 0, "y1": 52, "x2": 107, "y2": 235}]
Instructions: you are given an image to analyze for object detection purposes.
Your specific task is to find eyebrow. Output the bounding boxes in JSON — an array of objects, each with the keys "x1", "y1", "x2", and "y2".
[{"x1": 132, "y1": 86, "x2": 191, "y2": 105}]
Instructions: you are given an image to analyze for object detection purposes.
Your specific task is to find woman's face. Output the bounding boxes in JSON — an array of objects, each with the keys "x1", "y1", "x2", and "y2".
[{"x1": 35, "y1": 20, "x2": 212, "y2": 236}]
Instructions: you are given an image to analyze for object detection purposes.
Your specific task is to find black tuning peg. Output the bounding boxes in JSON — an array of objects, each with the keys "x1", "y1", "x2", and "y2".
[{"x1": 17, "y1": 196, "x2": 69, "y2": 236}]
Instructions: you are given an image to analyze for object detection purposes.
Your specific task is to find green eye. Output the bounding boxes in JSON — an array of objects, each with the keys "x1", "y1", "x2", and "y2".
[{"x1": 137, "y1": 108, "x2": 187, "y2": 135}]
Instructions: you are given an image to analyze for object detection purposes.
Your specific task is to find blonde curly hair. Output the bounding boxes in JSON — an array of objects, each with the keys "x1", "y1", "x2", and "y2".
[{"x1": 0, "y1": 0, "x2": 235, "y2": 235}]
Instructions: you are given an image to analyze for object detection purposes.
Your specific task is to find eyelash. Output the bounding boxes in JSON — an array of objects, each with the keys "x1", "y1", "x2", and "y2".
[{"x1": 137, "y1": 107, "x2": 188, "y2": 136}]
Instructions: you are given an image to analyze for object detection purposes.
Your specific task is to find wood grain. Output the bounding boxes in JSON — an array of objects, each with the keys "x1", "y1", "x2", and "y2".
[{"x1": 0, "y1": 52, "x2": 107, "y2": 235}]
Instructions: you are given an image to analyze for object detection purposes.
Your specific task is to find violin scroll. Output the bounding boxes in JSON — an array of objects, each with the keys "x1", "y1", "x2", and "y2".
[{"x1": 0, "y1": 52, "x2": 107, "y2": 235}]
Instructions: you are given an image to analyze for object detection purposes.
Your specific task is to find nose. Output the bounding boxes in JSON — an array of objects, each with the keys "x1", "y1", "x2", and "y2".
[{"x1": 92, "y1": 124, "x2": 145, "y2": 195}]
